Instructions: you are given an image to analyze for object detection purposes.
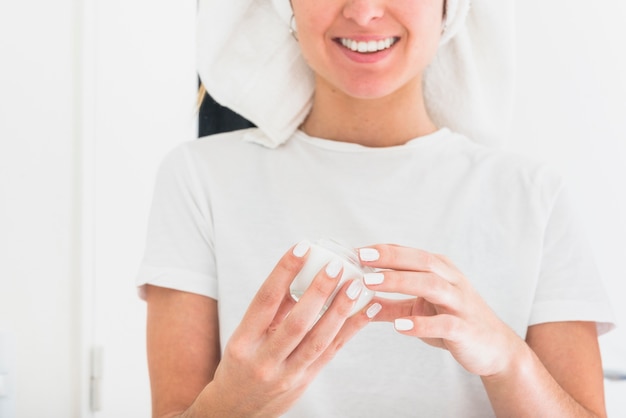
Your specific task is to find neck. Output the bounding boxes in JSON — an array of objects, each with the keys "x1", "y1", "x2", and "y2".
[{"x1": 300, "y1": 77, "x2": 438, "y2": 147}]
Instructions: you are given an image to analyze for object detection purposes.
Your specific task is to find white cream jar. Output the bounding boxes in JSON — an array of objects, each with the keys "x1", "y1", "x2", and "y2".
[{"x1": 290, "y1": 239, "x2": 376, "y2": 316}]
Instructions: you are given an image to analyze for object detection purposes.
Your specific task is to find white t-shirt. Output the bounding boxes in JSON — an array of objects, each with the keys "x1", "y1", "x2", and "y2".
[{"x1": 137, "y1": 127, "x2": 614, "y2": 417}]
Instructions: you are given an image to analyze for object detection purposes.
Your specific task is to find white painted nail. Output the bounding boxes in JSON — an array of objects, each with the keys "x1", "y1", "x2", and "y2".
[
  {"x1": 325, "y1": 259, "x2": 343, "y2": 278},
  {"x1": 346, "y1": 279, "x2": 362, "y2": 300},
  {"x1": 394, "y1": 318, "x2": 414, "y2": 332},
  {"x1": 366, "y1": 303, "x2": 382, "y2": 319},
  {"x1": 359, "y1": 248, "x2": 380, "y2": 262},
  {"x1": 292, "y1": 240, "x2": 310, "y2": 258},
  {"x1": 363, "y1": 272, "x2": 384, "y2": 285}
]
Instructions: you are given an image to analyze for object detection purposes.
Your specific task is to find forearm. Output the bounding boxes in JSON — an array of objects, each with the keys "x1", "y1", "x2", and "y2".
[
  {"x1": 481, "y1": 341, "x2": 604, "y2": 418},
  {"x1": 154, "y1": 382, "x2": 242, "y2": 418},
  {"x1": 177, "y1": 382, "x2": 252, "y2": 418}
]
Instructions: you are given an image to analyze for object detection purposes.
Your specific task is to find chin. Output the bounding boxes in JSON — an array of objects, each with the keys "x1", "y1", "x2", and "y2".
[
  {"x1": 334, "y1": 71, "x2": 418, "y2": 101},
  {"x1": 317, "y1": 71, "x2": 415, "y2": 102}
]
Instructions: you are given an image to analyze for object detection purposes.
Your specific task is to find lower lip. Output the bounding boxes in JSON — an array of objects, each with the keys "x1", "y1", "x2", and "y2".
[{"x1": 336, "y1": 42, "x2": 396, "y2": 64}]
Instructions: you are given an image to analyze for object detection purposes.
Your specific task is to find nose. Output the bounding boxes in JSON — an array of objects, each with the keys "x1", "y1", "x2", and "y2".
[{"x1": 342, "y1": 0, "x2": 384, "y2": 27}]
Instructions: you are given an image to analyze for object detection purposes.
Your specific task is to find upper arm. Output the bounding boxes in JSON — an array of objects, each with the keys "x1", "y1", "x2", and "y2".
[
  {"x1": 526, "y1": 321, "x2": 607, "y2": 417},
  {"x1": 145, "y1": 284, "x2": 221, "y2": 418}
]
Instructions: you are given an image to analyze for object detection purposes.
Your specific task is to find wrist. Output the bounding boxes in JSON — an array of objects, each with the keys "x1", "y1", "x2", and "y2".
[
  {"x1": 181, "y1": 381, "x2": 239, "y2": 418},
  {"x1": 482, "y1": 333, "x2": 534, "y2": 382}
]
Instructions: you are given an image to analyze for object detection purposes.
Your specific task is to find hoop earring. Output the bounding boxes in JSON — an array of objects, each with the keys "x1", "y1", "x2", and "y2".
[{"x1": 289, "y1": 14, "x2": 298, "y2": 41}]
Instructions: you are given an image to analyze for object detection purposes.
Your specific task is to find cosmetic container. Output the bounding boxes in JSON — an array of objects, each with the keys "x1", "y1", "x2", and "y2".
[{"x1": 290, "y1": 238, "x2": 375, "y2": 316}]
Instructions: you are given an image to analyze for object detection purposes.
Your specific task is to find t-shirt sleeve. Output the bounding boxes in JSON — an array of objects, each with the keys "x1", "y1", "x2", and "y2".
[
  {"x1": 529, "y1": 183, "x2": 615, "y2": 335},
  {"x1": 135, "y1": 143, "x2": 217, "y2": 300}
]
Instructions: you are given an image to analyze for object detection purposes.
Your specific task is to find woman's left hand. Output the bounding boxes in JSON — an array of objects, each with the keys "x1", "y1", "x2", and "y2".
[{"x1": 358, "y1": 244, "x2": 525, "y2": 377}]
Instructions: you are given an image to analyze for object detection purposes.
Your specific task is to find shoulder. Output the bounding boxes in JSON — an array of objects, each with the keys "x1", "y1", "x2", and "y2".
[
  {"x1": 439, "y1": 130, "x2": 567, "y2": 217},
  {"x1": 453, "y1": 131, "x2": 565, "y2": 197},
  {"x1": 158, "y1": 128, "x2": 270, "y2": 169},
  {"x1": 193, "y1": 128, "x2": 274, "y2": 153}
]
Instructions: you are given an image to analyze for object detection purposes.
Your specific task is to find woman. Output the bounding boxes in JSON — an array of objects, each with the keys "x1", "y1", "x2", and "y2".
[{"x1": 138, "y1": 0, "x2": 614, "y2": 416}]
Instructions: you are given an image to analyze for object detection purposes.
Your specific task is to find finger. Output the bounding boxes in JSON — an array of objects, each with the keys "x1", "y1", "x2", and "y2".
[
  {"x1": 394, "y1": 314, "x2": 463, "y2": 342},
  {"x1": 358, "y1": 245, "x2": 463, "y2": 284},
  {"x1": 363, "y1": 270, "x2": 461, "y2": 311},
  {"x1": 287, "y1": 279, "x2": 364, "y2": 368},
  {"x1": 267, "y1": 293, "x2": 297, "y2": 332},
  {"x1": 263, "y1": 258, "x2": 344, "y2": 361},
  {"x1": 238, "y1": 241, "x2": 310, "y2": 338},
  {"x1": 305, "y1": 301, "x2": 382, "y2": 375},
  {"x1": 367, "y1": 296, "x2": 426, "y2": 322}
]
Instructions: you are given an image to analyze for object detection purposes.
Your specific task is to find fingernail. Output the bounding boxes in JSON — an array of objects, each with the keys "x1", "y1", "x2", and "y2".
[
  {"x1": 325, "y1": 259, "x2": 343, "y2": 278},
  {"x1": 293, "y1": 240, "x2": 310, "y2": 258},
  {"x1": 394, "y1": 318, "x2": 414, "y2": 331},
  {"x1": 359, "y1": 248, "x2": 380, "y2": 262},
  {"x1": 346, "y1": 279, "x2": 362, "y2": 300},
  {"x1": 363, "y1": 272, "x2": 384, "y2": 285},
  {"x1": 366, "y1": 303, "x2": 382, "y2": 319}
]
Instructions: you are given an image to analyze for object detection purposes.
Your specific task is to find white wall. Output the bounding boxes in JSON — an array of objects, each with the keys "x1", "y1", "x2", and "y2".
[
  {"x1": 0, "y1": 1, "x2": 624, "y2": 417},
  {"x1": 86, "y1": 1, "x2": 197, "y2": 416},
  {"x1": 511, "y1": 1, "x2": 626, "y2": 414},
  {"x1": 0, "y1": 0, "x2": 81, "y2": 417}
]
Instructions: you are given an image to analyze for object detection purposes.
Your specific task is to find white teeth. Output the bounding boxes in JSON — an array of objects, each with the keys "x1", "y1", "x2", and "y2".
[{"x1": 340, "y1": 37, "x2": 397, "y2": 53}]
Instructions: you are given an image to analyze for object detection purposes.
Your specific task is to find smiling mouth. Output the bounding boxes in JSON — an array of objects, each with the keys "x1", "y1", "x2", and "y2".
[{"x1": 337, "y1": 37, "x2": 399, "y2": 53}]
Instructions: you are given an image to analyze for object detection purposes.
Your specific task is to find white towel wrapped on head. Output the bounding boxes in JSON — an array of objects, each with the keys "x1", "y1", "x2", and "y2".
[{"x1": 197, "y1": 0, "x2": 515, "y2": 148}]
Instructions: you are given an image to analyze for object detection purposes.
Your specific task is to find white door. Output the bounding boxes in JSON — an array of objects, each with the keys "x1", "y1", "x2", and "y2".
[{"x1": 81, "y1": 0, "x2": 197, "y2": 416}]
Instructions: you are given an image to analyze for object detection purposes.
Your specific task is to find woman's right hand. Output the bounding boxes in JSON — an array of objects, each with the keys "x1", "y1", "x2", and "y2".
[{"x1": 187, "y1": 241, "x2": 381, "y2": 418}]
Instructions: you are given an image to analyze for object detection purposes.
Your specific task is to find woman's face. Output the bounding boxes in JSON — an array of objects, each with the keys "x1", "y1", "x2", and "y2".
[{"x1": 291, "y1": 0, "x2": 445, "y2": 100}]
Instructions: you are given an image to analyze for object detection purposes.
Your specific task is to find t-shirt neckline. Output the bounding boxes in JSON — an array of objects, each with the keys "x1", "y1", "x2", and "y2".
[{"x1": 292, "y1": 127, "x2": 452, "y2": 153}]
